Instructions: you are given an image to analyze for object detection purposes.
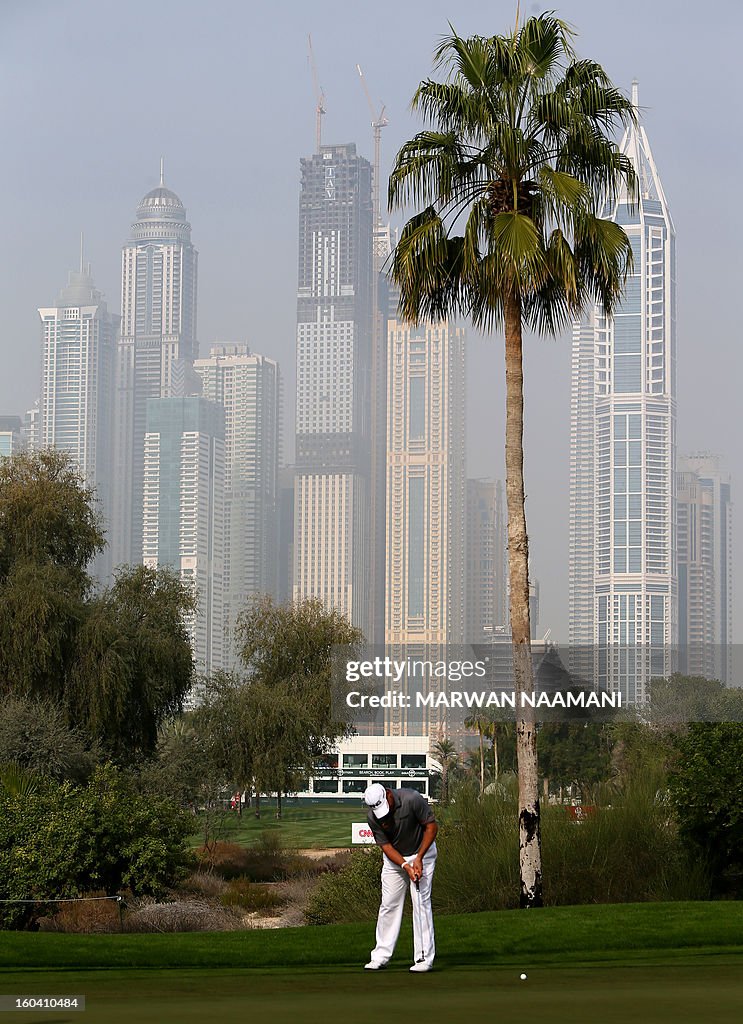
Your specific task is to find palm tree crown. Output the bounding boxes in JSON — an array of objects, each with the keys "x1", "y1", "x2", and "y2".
[{"x1": 388, "y1": 14, "x2": 638, "y2": 332}]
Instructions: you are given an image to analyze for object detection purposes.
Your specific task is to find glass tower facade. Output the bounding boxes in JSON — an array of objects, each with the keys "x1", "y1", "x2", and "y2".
[
  {"x1": 293, "y1": 144, "x2": 374, "y2": 635},
  {"x1": 38, "y1": 268, "x2": 118, "y2": 579},
  {"x1": 569, "y1": 84, "x2": 677, "y2": 701},
  {"x1": 385, "y1": 315, "x2": 466, "y2": 735},
  {"x1": 112, "y1": 173, "x2": 198, "y2": 569},
  {"x1": 195, "y1": 345, "x2": 282, "y2": 665},
  {"x1": 142, "y1": 396, "x2": 224, "y2": 674}
]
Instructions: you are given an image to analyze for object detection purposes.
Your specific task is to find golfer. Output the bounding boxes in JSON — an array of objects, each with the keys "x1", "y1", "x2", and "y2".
[{"x1": 362, "y1": 782, "x2": 438, "y2": 973}]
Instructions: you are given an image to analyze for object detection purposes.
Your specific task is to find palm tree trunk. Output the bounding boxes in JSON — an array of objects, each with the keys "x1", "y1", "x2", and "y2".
[
  {"x1": 504, "y1": 288, "x2": 543, "y2": 909},
  {"x1": 479, "y1": 725, "x2": 485, "y2": 796},
  {"x1": 493, "y1": 727, "x2": 499, "y2": 780}
]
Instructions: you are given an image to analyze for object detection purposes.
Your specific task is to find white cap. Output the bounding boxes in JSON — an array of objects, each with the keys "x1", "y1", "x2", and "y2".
[{"x1": 363, "y1": 782, "x2": 390, "y2": 819}]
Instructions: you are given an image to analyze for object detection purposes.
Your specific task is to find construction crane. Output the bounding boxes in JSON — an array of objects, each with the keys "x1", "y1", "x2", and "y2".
[
  {"x1": 356, "y1": 63, "x2": 389, "y2": 230},
  {"x1": 308, "y1": 35, "x2": 326, "y2": 153}
]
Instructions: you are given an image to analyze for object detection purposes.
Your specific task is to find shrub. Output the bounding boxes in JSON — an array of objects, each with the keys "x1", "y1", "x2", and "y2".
[
  {"x1": 36, "y1": 892, "x2": 123, "y2": 933},
  {"x1": 220, "y1": 877, "x2": 284, "y2": 914},
  {"x1": 195, "y1": 841, "x2": 251, "y2": 878},
  {"x1": 669, "y1": 723, "x2": 743, "y2": 895},
  {"x1": 181, "y1": 871, "x2": 227, "y2": 897},
  {"x1": 0, "y1": 763, "x2": 193, "y2": 929},
  {"x1": 197, "y1": 833, "x2": 317, "y2": 882},
  {"x1": 123, "y1": 899, "x2": 235, "y2": 933},
  {"x1": 305, "y1": 847, "x2": 382, "y2": 925},
  {"x1": 0, "y1": 696, "x2": 98, "y2": 783}
]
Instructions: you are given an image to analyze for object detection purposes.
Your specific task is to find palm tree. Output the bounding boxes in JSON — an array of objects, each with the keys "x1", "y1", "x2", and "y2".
[
  {"x1": 432, "y1": 737, "x2": 458, "y2": 805},
  {"x1": 486, "y1": 717, "x2": 517, "y2": 783},
  {"x1": 388, "y1": 13, "x2": 636, "y2": 907},
  {"x1": 464, "y1": 713, "x2": 489, "y2": 796}
]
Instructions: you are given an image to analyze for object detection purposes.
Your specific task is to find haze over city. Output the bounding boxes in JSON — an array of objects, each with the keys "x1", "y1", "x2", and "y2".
[{"x1": 1, "y1": 0, "x2": 741, "y2": 643}]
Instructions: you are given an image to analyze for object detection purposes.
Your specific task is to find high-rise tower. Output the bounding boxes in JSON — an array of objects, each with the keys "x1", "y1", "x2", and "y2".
[
  {"x1": 385, "y1": 315, "x2": 466, "y2": 734},
  {"x1": 142, "y1": 396, "x2": 225, "y2": 674},
  {"x1": 677, "y1": 454, "x2": 733, "y2": 682},
  {"x1": 194, "y1": 344, "x2": 282, "y2": 663},
  {"x1": 465, "y1": 479, "x2": 508, "y2": 642},
  {"x1": 569, "y1": 83, "x2": 677, "y2": 701},
  {"x1": 112, "y1": 167, "x2": 198, "y2": 569},
  {"x1": 293, "y1": 144, "x2": 373, "y2": 635},
  {"x1": 38, "y1": 266, "x2": 118, "y2": 578}
]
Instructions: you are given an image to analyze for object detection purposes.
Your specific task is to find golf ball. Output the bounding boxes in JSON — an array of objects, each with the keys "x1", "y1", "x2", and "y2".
[{"x1": 520, "y1": 973, "x2": 527, "y2": 981}]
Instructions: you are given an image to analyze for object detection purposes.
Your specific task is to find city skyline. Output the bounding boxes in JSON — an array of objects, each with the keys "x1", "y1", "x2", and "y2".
[{"x1": 1, "y1": 0, "x2": 740, "y2": 645}]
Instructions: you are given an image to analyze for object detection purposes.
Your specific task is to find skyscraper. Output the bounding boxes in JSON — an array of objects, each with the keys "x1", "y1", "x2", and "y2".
[
  {"x1": 677, "y1": 455, "x2": 733, "y2": 682},
  {"x1": 465, "y1": 478, "x2": 508, "y2": 642},
  {"x1": 0, "y1": 416, "x2": 23, "y2": 458},
  {"x1": 194, "y1": 345, "x2": 281, "y2": 663},
  {"x1": 38, "y1": 265, "x2": 118, "y2": 577},
  {"x1": 112, "y1": 167, "x2": 198, "y2": 569},
  {"x1": 568, "y1": 83, "x2": 677, "y2": 701},
  {"x1": 293, "y1": 144, "x2": 374, "y2": 635},
  {"x1": 385, "y1": 315, "x2": 466, "y2": 734},
  {"x1": 142, "y1": 396, "x2": 224, "y2": 674}
]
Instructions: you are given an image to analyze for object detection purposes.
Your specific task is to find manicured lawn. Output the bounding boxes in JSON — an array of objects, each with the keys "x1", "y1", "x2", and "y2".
[
  {"x1": 192, "y1": 802, "x2": 363, "y2": 849},
  {"x1": 2, "y1": 904, "x2": 742, "y2": 1022}
]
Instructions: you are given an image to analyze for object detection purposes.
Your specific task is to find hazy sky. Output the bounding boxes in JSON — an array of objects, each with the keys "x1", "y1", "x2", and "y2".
[{"x1": 1, "y1": 0, "x2": 741, "y2": 642}]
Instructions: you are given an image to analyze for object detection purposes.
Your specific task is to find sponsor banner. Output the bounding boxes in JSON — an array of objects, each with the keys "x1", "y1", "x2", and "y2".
[{"x1": 352, "y1": 823, "x2": 376, "y2": 845}]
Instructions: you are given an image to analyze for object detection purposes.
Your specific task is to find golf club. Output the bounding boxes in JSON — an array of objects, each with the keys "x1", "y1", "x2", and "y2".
[{"x1": 412, "y1": 870, "x2": 425, "y2": 963}]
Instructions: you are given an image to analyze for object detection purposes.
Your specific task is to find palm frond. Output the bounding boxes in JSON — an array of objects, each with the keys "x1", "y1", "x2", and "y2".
[{"x1": 388, "y1": 14, "x2": 638, "y2": 334}]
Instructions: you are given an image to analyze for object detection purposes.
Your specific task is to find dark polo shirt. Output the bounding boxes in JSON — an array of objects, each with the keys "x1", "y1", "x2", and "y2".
[{"x1": 367, "y1": 788, "x2": 436, "y2": 857}]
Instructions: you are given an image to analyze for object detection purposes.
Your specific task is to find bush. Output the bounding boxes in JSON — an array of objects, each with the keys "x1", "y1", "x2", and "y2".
[
  {"x1": 305, "y1": 847, "x2": 382, "y2": 925},
  {"x1": 0, "y1": 696, "x2": 98, "y2": 783},
  {"x1": 0, "y1": 763, "x2": 193, "y2": 929},
  {"x1": 36, "y1": 892, "x2": 123, "y2": 933},
  {"x1": 220, "y1": 877, "x2": 285, "y2": 914},
  {"x1": 123, "y1": 899, "x2": 236, "y2": 933},
  {"x1": 669, "y1": 723, "x2": 743, "y2": 895},
  {"x1": 197, "y1": 833, "x2": 316, "y2": 882}
]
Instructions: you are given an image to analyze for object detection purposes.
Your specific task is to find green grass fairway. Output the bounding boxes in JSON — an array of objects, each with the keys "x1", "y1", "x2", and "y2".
[
  {"x1": 2, "y1": 904, "x2": 742, "y2": 1023},
  {"x1": 2, "y1": 963, "x2": 742, "y2": 1024},
  {"x1": 193, "y1": 802, "x2": 362, "y2": 848}
]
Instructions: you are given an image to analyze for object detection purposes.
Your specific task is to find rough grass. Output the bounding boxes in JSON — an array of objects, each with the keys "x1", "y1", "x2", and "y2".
[{"x1": 307, "y1": 776, "x2": 710, "y2": 923}]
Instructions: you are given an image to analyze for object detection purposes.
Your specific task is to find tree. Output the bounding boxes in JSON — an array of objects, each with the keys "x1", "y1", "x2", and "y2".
[
  {"x1": 234, "y1": 594, "x2": 363, "y2": 764},
  {"x1": 537, "y1": 722, "x2": 613, "y2": 796},
  {"x1": 432, "y1": 738, "x2": 458, "y2": 805},
  {"x1": 668, "y1": 724, "x2": 743, "y2": 895},
  {"x1": 0, "y1": 448, "x2": 103, "y2": 588},
  {"x1": 464, "y1": 713, "x2": 489, "y2": 795},
  {"x1": 388, "y1": 14, "x2": 636, "y2": 906},
  {"x1": 0, "y1": 695, "x2": 98, "y2": 783},
  {"x1": 70, "y1": 565, "x2": 195, "y2": 758},
  {"x1": 0, "y1": 449, "x2": 195, "y2": 760}
]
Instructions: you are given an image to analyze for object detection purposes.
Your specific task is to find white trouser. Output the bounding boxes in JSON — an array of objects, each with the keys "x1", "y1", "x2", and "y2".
[{"x1": 370, "y1": 842, "x2": 437, "y2": 967}]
